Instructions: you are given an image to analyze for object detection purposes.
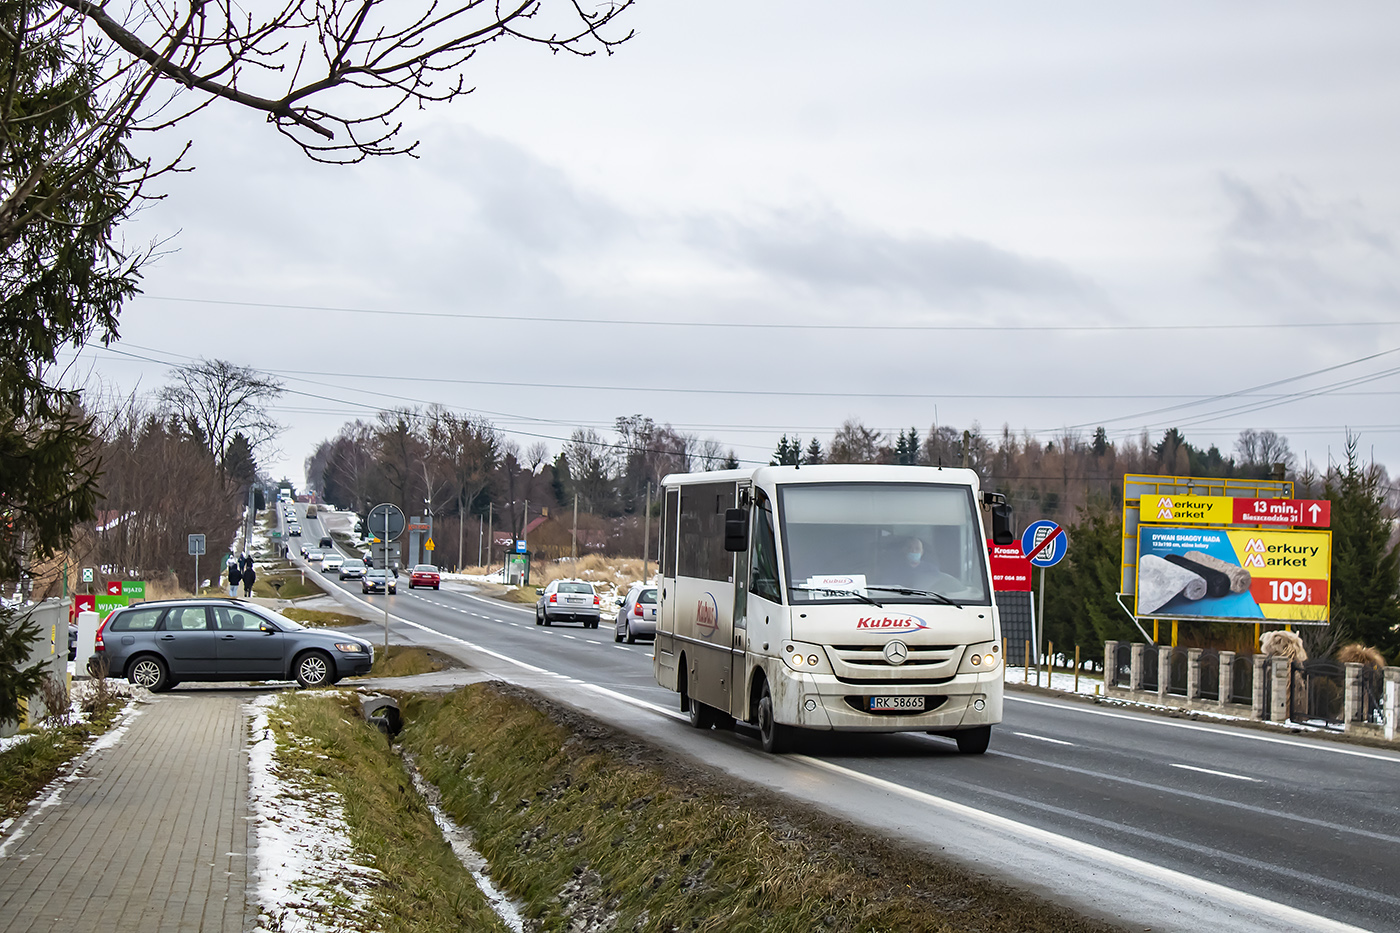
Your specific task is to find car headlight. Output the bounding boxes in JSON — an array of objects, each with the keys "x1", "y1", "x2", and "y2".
[{"x1": 334, "y1": 642, "x2": 367, "y2": 654}]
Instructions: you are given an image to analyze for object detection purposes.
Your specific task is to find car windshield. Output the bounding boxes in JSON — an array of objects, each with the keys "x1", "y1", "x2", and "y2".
[
  {"x1": 366, "y1": 569, "x2": 386, "y2": 579},
  {"x1": 557, "y1": 582, "x2": 593, "y2": 594},
  {"x1": 414, "y1": 565, "x2": 436, "y2": 572},
  {"x1": 778, "y1": 482, "x2": 991, "y2": 605},
  {"x1": 342, "y1": 560, "x2": 364, "y2": 569},
  {"x1": 638, "y1": 588, "x2": 657, "y2": 604}
]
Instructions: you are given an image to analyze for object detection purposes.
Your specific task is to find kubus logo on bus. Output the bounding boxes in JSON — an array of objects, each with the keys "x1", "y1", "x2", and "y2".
[
  {"x1": 695, "y1": 593, "x2": 719, "y2": 638},
  {"x1": 855, "y1": 615, "x2": 928, "y2": 634}
]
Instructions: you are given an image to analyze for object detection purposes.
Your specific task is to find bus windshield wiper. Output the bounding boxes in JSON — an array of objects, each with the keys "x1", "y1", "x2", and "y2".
[
  {"x1": 790, "y1": 584, "x2": 884, "y2": 608},
  {"x1": 866, "y1": 586, "x2": 964, "y2": 609}
]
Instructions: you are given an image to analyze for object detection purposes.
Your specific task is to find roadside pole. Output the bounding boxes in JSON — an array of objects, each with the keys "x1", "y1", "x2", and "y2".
[{"x1": 642, "y1": 482, "x2": 652, "y2": 582}]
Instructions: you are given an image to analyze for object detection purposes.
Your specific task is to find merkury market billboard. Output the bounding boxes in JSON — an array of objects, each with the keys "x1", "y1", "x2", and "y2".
[{"x1": 1135, "y1": 526, "x2": 1331, "y2": 623}]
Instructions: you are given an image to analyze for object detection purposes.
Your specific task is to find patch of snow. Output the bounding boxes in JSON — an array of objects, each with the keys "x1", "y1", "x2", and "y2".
[
  {"x1": 246, "y1": 694, "x2": 381, "y2": 933},
  {"x1": 406, "y1": 761, "x2": 526, "y2": 933},
  {"x1": 1004, "y1": 666, "x2": 1104, "y2": 695},
  {"x1": 0, "y1": 733, "x2": 34, "y2": 753}
]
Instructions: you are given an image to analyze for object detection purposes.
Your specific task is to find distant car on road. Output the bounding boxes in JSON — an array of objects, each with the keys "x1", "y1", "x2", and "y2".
[
  {"x1": 409, "y1": 564, "x2": 440, "y2": 590},
  {"x1": 305, "y1": 549, "x2": 325, "y2": 564},
  {"x1": 90, "y1": 598, "x2": 372, "y2": 690},
  {"x1": 339, "y1": 559, "x2": 366, "y2": 580},
  {"x1": 321, "y1": 553, "x2": 344, "y2": 573},
  {"x1": 319, "y1": 536, "x2": 334, "y2": 549},
  {"x1": 614, "y1": 583, "x2": 658, "y2": 644},
  {"x1": 535, "y1": 580, "x2": 601, "y2": 628},
  {"x1": 362, "y1": 569, "x2": 397, "y2": 595}
]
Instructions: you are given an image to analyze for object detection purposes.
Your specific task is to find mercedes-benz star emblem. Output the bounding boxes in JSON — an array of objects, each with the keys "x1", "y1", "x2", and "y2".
[{"x1": 883, "y1": 640, "x2": 909, "y2": 665}]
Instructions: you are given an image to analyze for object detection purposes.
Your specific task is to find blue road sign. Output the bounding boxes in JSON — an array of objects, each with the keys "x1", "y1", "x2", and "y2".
[{"x1": 1021, "y1": 520, "x2": 1068, "y2": 568}]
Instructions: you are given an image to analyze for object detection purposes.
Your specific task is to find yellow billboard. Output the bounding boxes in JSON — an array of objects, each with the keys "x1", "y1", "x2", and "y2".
[{"x1": 1136, "y1": 526, "x2": 1330, "y2": 622}]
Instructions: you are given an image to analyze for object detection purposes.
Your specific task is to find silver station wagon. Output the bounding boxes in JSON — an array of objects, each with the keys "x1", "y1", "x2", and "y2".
[{"x1": 90, "y1": 598, "x2": 374, "y2": 690}]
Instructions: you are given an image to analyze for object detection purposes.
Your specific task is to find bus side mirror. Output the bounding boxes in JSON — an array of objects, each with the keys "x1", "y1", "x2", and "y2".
[
  {"x1": 724, "y1": 508, "x2": 749, "y2": 552},
  {"x1": 991, "y1": 503, "x2": 1016, "y2": 546}
]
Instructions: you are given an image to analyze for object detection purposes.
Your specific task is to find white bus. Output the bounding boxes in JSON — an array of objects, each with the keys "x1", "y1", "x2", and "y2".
[{"x1": 653, "y1": 464, "x2": 1015, "y2": 754}]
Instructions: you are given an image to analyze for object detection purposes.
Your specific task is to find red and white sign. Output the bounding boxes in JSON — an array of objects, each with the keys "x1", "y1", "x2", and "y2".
[
  {"x1": 988, "y1": 542, "x2": 1033, "y2": 592},
  {"x1": 1234, "y1": 498, "x2": 1331, "y2": 527},
  {"x1": 106, "y1": 581, "x2": 122, "y2": 596},
  {"x1": 73, "y1": 595, "x2": 96, "y2": 615}
]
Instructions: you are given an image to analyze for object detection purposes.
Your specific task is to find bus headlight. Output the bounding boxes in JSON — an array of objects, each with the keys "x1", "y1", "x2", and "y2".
[
  {"x1": 781, "y1": 642, "x2": 831, "y2": 673},
  {"x1": 959, "y1": 642, "x2": 999, "y2": 674}
]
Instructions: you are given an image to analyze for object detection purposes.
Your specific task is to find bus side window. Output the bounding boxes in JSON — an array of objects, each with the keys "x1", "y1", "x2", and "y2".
[
  {"x1": 663, "y1": 489, "x2": 679, "y2": 577},
  {"x1": 750, "y1": 491, "x2": 781, "y2": 603}
]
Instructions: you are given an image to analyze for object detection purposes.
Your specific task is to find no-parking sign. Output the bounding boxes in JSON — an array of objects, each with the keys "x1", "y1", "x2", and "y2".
[{"x1": 1021, "y1": 520, "x2": 1069, "y2": 568}]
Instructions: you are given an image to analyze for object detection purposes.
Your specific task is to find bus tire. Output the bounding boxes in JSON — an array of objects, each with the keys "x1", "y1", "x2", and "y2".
[
  {"x1": 682, "y1": 676, "x2": 715, "y2": 729},
  {"x1": 757, "y1": 682, "x2": 792, "y2": 754},
  {"x1": 955, "y1": 725, "x2": 991, "y2": 755}
]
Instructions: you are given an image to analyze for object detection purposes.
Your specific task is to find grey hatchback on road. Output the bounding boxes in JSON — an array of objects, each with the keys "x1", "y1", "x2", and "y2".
[{"x1": 91, "y1": 598, "x2": 374, "y2": 690}]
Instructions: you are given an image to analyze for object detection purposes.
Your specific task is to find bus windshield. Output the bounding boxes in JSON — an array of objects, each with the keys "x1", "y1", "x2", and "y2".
[{"x1": 777, "y1": 483, "x2": 991, "y2": 605}]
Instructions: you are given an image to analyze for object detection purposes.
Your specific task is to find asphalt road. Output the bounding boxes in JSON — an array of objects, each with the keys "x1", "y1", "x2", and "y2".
[{"x1": 284, "y1": 507, "x2": 1400, "y2": 933}]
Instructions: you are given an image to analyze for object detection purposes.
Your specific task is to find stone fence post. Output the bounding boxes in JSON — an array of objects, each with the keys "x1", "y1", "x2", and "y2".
[
  {"x1": 1158, "y1": 646, "x2": 1171, "y2": 702},
  {"x1": 1130, "y1": 643, "x2": 1144, "y2": 693},
  {"x1": 1218, "y1": 651, "x2": 1235, "y2": 708},
  {"x1": 1186, "y1": 648, "x2": 1202, "y2": 701},
  {"x1": 1104, "y1": 641, "x2": 1118, "y2": 689},
  {"x1": 1385, "y1": 667, "x2": 1399, "y2": 742},
  {"x1": 1251, "y1": 654, "x2": 1268, "y2": 720},
  {"x1": 1270, "y1": 658, "x2": 1292, "y2": 722},
  {"x1": 1343, "y1": 662, "x2": 1363, "y2": 725}
]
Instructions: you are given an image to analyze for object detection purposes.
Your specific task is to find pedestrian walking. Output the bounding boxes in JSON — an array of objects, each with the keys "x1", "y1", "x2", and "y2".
[
  {"x1": 226, "y1": 559, "x2": 241, "y2": 598},
  {"x1": 242, "y1": 562, "x2": 257, "y2": 597}
]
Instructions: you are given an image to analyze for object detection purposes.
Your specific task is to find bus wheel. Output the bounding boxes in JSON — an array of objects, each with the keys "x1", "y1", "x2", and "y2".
[
  {"x1": 757, "y1": 683, "x2": 792, "y2": 754},
  {"x1": 955, "y1": 725, "x2": 991, "y2": 755},
  {"x1": 683, "y1": 680, "x2": 716, "y2": 729}
]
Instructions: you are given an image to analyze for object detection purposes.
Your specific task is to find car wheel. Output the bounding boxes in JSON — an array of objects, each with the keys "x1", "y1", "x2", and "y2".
[
  {"x1": 625, "y1": 624, "x2": 636, "y2": 645},
  {"x1": 128, "y1": 655, "x2": 170, "y2": 692},
  {"x1": 543, "y1": 615, "x2": 552, "y2": 626},
  {"x1": 955, "y1": 725, "x2": 992, "y2": 755},
  {"x1": 434, "y1": 583, "x2": 439, "y2": 590},
  {"x1": 294, "y1": 650, "x2": 334, "y2": 688},
  {"x1": 408, "y1": 582, "x2": 415, "y2": 589},
  {"x1": 614, "y1": 624, "x2": 623, "y2": 643},
  {"x1": 757, "y1": 681, "x2": 793, "y2": 753},
  {"x1": 535, "y1": 608, "x2": 543, "y2": 626}
]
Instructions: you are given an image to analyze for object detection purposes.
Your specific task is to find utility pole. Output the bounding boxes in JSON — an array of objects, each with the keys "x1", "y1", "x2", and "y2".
[
  {"x1": 642, "y1": 482, "x2": 652, "y2": 581},
  {"x1": 572, "y1": 493, "x2": 579, "y2": 575},
  {"x1": 486, "y1": 503, "x2": 493, "y2": 576},
  {"x1": 522, "y1": 498, "x2": 529, "y2": 586}
]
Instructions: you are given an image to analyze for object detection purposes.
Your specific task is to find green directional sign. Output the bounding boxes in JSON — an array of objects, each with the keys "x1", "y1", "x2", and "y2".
[
  {"x1": 120, "y1": 581, "x2": 146, "y2": 599},
  {"x1": 95, "y1": 595, "x2": 128, "y2": 615}
]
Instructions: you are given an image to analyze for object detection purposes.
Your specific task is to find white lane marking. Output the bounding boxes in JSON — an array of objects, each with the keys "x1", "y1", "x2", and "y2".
[
  {"x1": 613, "y1": 646, "x2": 631, "y2": 652},
  {"x1": 796, "y1": 756, "x2": 1375, "y2": 933},
  {"x1": 1169, "y1": 763, "x2": 1259, "y2": 782},
  {"x1": 560, "y1": 634, "x2": 578, "y2": 640},
  {"x1": 452, "y1": 590, "x2": 536, "y2": 614},
  {"x1": 1007, "y1": 695, "x2": 1400, "y2": 764},
  {"x1": 1012, "y1": 732, "x2": 1075, "y2": 746}
]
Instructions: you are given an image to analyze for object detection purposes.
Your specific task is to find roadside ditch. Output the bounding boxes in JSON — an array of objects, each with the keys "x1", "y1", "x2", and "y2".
[{"x1": 267, "y1": 682, "x2": 1124, "y2": 933}]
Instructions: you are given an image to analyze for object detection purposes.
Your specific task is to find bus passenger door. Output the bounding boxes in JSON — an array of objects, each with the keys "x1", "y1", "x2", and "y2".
[
  {"x1": 655, "y1": 488, "x2": 680, "y2": 689},
  {"x1": 729, "y1": 487, "x2": 751, "y2": 720}
]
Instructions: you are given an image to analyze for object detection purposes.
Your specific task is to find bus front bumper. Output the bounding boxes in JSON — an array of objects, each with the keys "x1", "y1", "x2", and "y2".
[{"x1": 774, "y1": 666, "x2": 1004, "y2": 732}]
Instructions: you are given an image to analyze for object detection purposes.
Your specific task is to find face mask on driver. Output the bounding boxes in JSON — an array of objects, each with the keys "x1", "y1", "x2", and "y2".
[{"x1": 907, "y1": 552, "x2": 922, "y2": 564}]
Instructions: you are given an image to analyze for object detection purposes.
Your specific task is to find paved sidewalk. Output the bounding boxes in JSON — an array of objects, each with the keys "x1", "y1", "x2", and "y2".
[{"x1": 0, "y1": 690, "x2": 259, "y2": 933}]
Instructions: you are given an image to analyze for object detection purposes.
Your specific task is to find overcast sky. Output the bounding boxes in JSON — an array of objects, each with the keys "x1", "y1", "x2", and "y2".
[{"x1": 72, "y1": 2, "x2": 1400, "y2": 486}]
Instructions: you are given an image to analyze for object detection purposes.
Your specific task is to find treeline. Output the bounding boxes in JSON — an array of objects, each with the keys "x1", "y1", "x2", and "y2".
[
  {"x1": 306, "y1": 410, "x2": 737, "y2": 568},
  {"x1": 306, "y1": 408, "x2": 1398, "y2": 658},
  {"x1": 23, "y1": 388, "x2": 257, "y2": 599}
]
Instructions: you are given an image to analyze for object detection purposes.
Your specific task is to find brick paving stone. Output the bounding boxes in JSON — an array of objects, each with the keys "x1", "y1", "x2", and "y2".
[{"x1": 0, "y1": 690, "x2": 260, "y2": 933}]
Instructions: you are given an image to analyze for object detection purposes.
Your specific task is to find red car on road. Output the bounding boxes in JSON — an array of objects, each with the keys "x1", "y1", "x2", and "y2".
[{"x1": 409, "y1": 564, "x2": 440, "y2": 590}]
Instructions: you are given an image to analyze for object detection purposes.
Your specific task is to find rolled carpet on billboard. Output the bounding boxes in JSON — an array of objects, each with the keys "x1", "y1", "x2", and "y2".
[
  {"x1": 1137, "y1": 554, "x2": 1208, "y2": 614},
  {"x1": 1182, "y1": 549, "x2": 1252, "y2": 594},
  {"x1": 1163, "y1": 553, "x2": 1232, "y2": 598}
]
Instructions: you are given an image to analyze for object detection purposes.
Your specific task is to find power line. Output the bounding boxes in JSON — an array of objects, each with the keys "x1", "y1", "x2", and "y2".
[{"x1": 138, "y1": 294, "x2": 1400, "y2": 333}]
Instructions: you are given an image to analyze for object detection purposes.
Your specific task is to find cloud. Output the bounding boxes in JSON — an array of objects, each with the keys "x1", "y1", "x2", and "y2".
[
  {"x1": 1211, "y1": 175, "x2": 1400, "y2": 312},
  {"x1": 684, "y1": 205, "x2": 1103, "y2": 310}
]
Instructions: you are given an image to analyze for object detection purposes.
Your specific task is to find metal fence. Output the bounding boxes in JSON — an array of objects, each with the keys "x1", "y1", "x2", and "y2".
[
  {"x1": 1199, "y1": 649, "x2": 1221, "y2": 701},
  {"x1": 1231, "y1": 656, "x2": 1254, "y2": 706},
  {"x1": 1167, "y1": 648, "x2": 1190, "y2": 697},
  {"x1": 1141, "y1": 648, "x2": 1160, "y2": 693}
]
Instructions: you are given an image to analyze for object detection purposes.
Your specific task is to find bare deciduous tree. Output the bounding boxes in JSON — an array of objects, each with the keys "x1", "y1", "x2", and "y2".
[{"x1": 158, "y1": 359, "x2": 284, "y2": 470}]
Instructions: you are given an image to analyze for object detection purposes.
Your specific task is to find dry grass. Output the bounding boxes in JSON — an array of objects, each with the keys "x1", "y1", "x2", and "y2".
[
  {"x1": 279, "y1": 608, "x2": 368, "y2": 628},
  {"x1": 357, "y1": 646, "x2": 451, "y2": 679},
  {"x1": 400, "y1": 684, "x2": 1125, "y2": 933}
]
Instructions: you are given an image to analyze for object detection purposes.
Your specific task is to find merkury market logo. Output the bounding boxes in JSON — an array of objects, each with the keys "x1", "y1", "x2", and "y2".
[{"x1": 855, "y1": 615, "x2": 929, "y2": 633}]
